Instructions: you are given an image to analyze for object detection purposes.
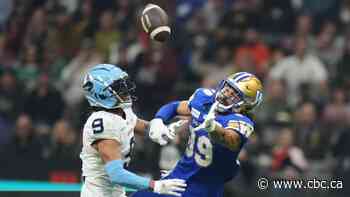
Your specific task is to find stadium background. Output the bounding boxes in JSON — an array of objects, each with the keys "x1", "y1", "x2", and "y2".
[{"x1": 0, "y1": 0, "x2": 349, "y2": 196}]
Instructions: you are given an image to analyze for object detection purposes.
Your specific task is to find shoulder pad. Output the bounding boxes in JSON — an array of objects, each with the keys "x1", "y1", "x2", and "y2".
[
  {"x1": 189, "y1": 88, "x2": 215, "y2": 102},
  {"x1": 225, "y1": 114, "x2": 254, "y2": 138}
]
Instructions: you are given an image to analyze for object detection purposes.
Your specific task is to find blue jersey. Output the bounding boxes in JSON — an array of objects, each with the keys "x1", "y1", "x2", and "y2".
[
  {"x1": 131, "y1": 88, "x2": 255, "y2": 197},
  {"x1": 166, "y1": 88, "x2": 254, "y2": 184}
]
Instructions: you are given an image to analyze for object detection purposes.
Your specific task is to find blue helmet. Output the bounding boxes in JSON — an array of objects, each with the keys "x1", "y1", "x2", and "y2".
[{"x1": 82, "y1": 64, "x2": 136, "y2": 109}]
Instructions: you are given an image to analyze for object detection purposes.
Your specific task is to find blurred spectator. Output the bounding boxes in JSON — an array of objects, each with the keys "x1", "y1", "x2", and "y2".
[
  {"x1": 114, "y1": 0, "x2": 137, "y2": 31},
  {"x1": 95, "y1": 9, "x2": 120, "y2": 60},
  {"x1": 269, "y1": 36, "x2": 328, "y2": 106},
  {"x1": 72, "y1": 0, "x2": 95, "y2": 42},
  {"x1": 23, "y1": 7, "x2": 48, "y2": 59},
  {"x1": 218, "y1": 0, "x2": 260, "y2": 47},
  {"x1": 14, "y1": 44, "x2": 40, "y2": 89},
  {"x1": 312, "y1": 21, "x2": 344, "y2": 78},
  {"x1": 0, "y1": 68, "x2": 23, "y2": 121},
  {"x1": 340, "y1": 0, "x2": 350, "y2": 26},
  {"x1": 201, "y1": 45, "x2": 235, "y2": 88},
  {"x1": 322, "y1": 88, "x2": 348, "y2": 127},
  {"x1": 175, "y1": 0, "x2": 207, "y2": 25},
  {"x1": 234, "y1": 28, "x2": 271, "y2": 77},
  {"x1": 0, "y1": 114, "x2": 47, "y2": 180},
  {"x1": 294, "y1": 102, "x2": 330, "y2": 162},
  {"x1": 47, "y1": 7, "x2": 78, "y2": 59},
  {"x1": 48, "y1": 120, "x2": 79, "y2": 160},
  {"x1": 0, "y1": 0, "x2": 13, "y2": 30},
  {"x1": 1, "y1": 16, "x2": 25, "y2": 66},
  {"x1": 53, "y1": 0, "x2": 79, "y2": 14},
  {"x1": 256, "y1": 80, "x2": 291, "y2": 126},
  {"x1": 261, "y1": 0, "x2": 296, "y2": 34},
  {"x1": 336, "y1": 33, "x2": 350, "y2": 88},
  {"x1": 332, "y1": 111, "x2": 350, "y2": 195},
  {"x1": 60, "y1": 39, "x2": 103, "y2": 110},
  {"x1": 23, "y1": 73, "x2": 65, "y2": 126},
  {"x1": 295, "y1": 14, "x2": 315, "y2": 46},
  {"x1": 2, "y1": 114, "x2": 44, "y2": 160},
  {"x1": 271, "y1": 127, "x2": 309, "y2": 178},
  {"x1": 134, "y1": 42, "x2": 178, "y2": 117},
  {"x1": 201, "y1": 0, "x2": 227, "y2": 32}
]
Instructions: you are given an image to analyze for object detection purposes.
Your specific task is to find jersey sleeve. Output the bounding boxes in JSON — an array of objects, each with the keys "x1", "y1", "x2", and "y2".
[
  {"x1": 88, "y1": 113, "x2": 127, "y2": 145},
  {"x1": 224, "y1": 115, "x2": 254, "y2": 141},
  {"x1": 188, "y1": 88, "x2": 215, "y2": 109},
  {"x1": 188, "y1": 89, "x2": 200, "y2": 109}
]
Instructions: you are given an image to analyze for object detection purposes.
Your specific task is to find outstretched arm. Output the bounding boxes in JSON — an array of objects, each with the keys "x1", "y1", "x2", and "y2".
[
  {"x1": 154, "y1": 101, "x2": 191, "y2": 123},
  {"x1": 94, "y1": 139, "x2": 186, "y2": 196},
  {"x1": 94, "y1": 139, "x2": 152, "y2": 190},
  {"x1": 134, "y1": 119, "x2": 149, "y2": 136},
  {"x1": 134, "y1": 101, "x2": 190, "y2": 139}
]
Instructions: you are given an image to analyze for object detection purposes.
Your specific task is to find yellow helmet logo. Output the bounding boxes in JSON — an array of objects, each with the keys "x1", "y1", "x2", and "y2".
[{"x1": 236, "y1": 76, "x2": 263, "y2": 99}]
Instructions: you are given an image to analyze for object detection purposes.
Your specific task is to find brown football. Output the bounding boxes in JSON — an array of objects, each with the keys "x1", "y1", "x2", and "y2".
[{"x1": 140, "y1": 4, "x2": 171, "y2": 42}]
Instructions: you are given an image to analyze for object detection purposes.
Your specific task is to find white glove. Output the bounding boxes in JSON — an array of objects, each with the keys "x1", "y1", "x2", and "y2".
[
  {"x1": 153, "y1": 179, "x2": 187, "y2": 197},
  {"x1": 149, "y1": 119, "x2": 175, "y2": 145},
  {"x1": 167, "y1": 120, "x2": 188, "y2": 134},
  {"x1": 193, "y1": 102, "x2": 218, "y2": 132},
  {"x1": 197, "y1": 115, "x2": 218, "y2": 133}
]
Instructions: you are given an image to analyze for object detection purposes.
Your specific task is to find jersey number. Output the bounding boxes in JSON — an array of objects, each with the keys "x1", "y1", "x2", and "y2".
[
  {"x1": 185, "y1": 129, "x2": 213, "y2": 167},
  {"x1": 92, "y1": 118, "x2": 104, "y2": 134}
]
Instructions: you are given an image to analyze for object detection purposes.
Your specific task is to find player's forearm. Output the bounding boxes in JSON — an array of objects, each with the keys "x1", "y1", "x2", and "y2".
[
  {"x1": 105, "y1": 160, "x2": 152, "y2": 190},
  {"x1": 155, "y1": 101, "x2": 190, "y2": 123},
  {"x1": 209, "y1": 126, "x2": 241, "y2": 151},
  {"x1": 134, "y1": 119, "x2": 150, "y2": 136},
  {"x1": 155, "y1": 101, "x2": 181, "y2": 123}
]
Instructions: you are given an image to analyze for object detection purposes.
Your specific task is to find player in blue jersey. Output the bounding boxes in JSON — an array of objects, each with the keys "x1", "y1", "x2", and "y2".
[{"x1": 132, "y1": 72, "x2": 263, "y2": 197}]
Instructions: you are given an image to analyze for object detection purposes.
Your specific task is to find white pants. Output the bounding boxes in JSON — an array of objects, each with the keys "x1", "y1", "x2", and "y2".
[{"x1": 81, "y1": 179, "x2": 127, "y2": 197}]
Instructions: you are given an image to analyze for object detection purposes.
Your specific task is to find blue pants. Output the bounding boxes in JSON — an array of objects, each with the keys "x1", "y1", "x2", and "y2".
[{"x1": 131, "y1": 181, "x2": 224, "y2": 197}]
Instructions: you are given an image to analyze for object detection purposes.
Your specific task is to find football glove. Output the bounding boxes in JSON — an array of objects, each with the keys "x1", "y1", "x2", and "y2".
[
  {"x1": 153, "y1": 179, "x2": 186, "y2": 197},
  {"x1": 149, "y1": 118, "x2": 175, "y2": 145}
]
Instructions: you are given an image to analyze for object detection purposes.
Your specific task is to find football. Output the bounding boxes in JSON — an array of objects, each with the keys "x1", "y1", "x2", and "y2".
[{"x1": 140, "y1": 4, "x2": 171, "y2": 42}]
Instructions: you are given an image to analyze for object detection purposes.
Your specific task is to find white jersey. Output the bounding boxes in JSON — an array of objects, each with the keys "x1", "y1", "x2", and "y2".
[{"x1": 80, "y1": 107, "x2": 137, "y2": 197}]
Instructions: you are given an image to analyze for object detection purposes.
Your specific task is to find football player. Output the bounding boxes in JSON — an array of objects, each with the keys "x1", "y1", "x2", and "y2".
[
  {"x1": 132, "y1": 72, "x2": 263, "y2": 197},
  {"x1": 80, "y1": 64, "x2": 187, "y2": 197}
]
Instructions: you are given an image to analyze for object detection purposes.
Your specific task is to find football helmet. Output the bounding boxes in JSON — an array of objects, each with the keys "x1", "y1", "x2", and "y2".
[
  {"x1": 216, "y1": 72, "x2": 263, "y2": 113},
  {"x1": 82, "y1": 64, "x2": 136, "y2": 109}
]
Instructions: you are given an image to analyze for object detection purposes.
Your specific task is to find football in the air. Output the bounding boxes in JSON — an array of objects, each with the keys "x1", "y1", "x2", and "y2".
[{"x1": 140, "y1": 4, "x2": 171, "y2": 42}]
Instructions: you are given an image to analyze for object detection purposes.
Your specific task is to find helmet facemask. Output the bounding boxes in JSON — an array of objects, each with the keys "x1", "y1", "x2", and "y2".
[
  {"x1": 107, "y1": 77, "x2": 137, "y2": 108},
  {"x1": 216, "y1": 82, "x2": 245, "y2": 113}
]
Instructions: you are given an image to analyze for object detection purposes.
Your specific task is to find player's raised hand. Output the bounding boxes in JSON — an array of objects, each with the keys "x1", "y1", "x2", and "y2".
[
  {"x1": 201, "y1": 115, "x2": 217, "y2": 133},
  {"x1": 194, "y1": 102, "x2": 219, "y2": 133},
  {"x1": 153, "y1": 179, "x2": 187, "y2": 196},
  {"x1": 167, "y1": 120, "x2": 188, "y2": 134},
  {"x1": 149, "y1": 118, "x2": 175, "y2": 145}
]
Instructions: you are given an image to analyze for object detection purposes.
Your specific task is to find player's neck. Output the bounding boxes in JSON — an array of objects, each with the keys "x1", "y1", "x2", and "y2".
[
  {"x1": 112, "y1": 108, "x2": 126, "y2": 119},
  {"x1": 90, "y1": 107, "x2": 126, "y2": 119}
]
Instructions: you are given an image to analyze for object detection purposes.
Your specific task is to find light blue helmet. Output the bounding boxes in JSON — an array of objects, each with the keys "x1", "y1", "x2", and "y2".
[{"x1": 82, "y1": 64, "x2": 136, "y2": 109}]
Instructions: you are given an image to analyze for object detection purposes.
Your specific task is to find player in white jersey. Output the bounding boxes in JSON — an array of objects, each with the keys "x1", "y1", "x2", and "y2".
[{"x1": 80, "y1": 64, "x2": 187, "y2": 197}]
